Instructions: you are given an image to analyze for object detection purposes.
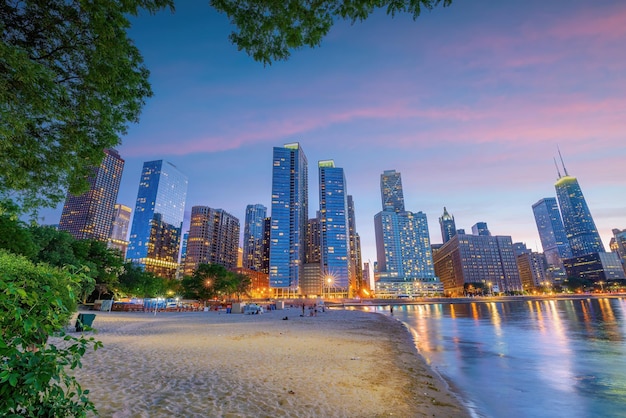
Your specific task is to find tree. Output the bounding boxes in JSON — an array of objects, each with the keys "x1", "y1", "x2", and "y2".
[
  {"x1": 2, "y1": 0, "x2": 450, "y2": 213},
  {"x1": 0, "y1": 250, "x2": 102, "y2": 416},
  {"x1": 232, "y1": 272, "x2": 252, "y2": 302},
  {"x1": 0, "y1": 0, "x2": 174, "y2": 212},
  {"x1": 210, "y1": 0, "x2": 452, "y2": 64},
  {"x1": 116, "y1": 262, "x2": 171, "y2": 298},
  {"x1": 0, "y1": 214, "x2": 37, "y2": 259}
]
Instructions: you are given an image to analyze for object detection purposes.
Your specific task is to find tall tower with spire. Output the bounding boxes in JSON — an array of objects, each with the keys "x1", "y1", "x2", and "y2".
[
  {"x1": 554, "y1": 149, "x2": 605, "y2": 257},
  {"x1": 439, "y1": 207, "x2": 456, "y2": 244}
]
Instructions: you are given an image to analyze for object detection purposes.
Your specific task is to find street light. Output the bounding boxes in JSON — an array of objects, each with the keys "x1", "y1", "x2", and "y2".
[{"x1": 326, "y1": 276, "x2": 333, "y2": 299}]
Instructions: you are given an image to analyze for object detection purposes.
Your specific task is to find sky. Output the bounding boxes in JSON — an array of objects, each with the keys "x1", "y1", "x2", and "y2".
[{"x1": 40, "y1": 0, "x2": 626, "y2": 272}]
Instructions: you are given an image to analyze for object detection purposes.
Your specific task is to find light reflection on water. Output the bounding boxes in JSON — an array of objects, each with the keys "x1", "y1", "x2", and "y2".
[{"x1": 365, "y1": 298, "x2": 626, "y2": 418}]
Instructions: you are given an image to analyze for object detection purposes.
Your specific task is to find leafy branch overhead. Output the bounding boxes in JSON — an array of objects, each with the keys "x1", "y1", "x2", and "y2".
[{"x1": 210, "y1": 0, "x2": 452, "y2": 64}]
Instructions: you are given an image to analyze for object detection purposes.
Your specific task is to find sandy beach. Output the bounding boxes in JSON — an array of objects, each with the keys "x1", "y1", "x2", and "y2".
[{"x1": 61, "y1": 307, "x2": 469, "y2": 417}]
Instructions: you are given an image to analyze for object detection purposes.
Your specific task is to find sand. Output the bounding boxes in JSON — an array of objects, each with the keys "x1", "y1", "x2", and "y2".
[{"x1": 60, "y1": 307, "x2": 469, "y2": 417}]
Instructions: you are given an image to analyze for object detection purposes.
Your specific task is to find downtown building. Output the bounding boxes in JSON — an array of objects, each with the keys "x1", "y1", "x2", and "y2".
[
  {"x1": 532, "y1": 197, "x2": 572, "y2": 281},
  {"x1": 183, "y1": 206, "x2": 240, "y2": 275},
  {"x1": 59, "y1": 149, "x2": 124, "y2": 241},
  {"x1": 553, "y1": 155, "x2": 624, "y2": 281},
  {"x1": 108, "y1": 203, "x2": 132, "y2": 257},
  {"x1": 439, "y1": 207, "x2": 457, "y2": 244},
  {"x1": 374, "y1": 170, "x2": 440, "y2": 297},
  {"x1": 318, "y1": 160, "x2": 351, "y2": 297},
  {"x1": 301, "y1": 215, "x2": 322, "y2": 296},
  {"x1": 269, "y1": 143, "x2": 308, "y2": 296},
  {"x1": 610, "y1": 229, "x2": 626, "y2": 274},
  {"x1": 242, "y1": 204, "x2": 267, "y2": 271},
  {"x1": 347, "y1": 195, "x2": 364, "y2": 294},
  {"x1": 433, "y1": 232, "x2": 523, "y2": 297},
  {"x1": 127, "y1": 160, "x2": 188, "y2": 279}
]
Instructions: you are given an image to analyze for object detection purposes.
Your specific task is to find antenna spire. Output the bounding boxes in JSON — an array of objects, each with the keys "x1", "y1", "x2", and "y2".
[
  {"x1": 557, "y1": 145, "x2": 569, "y2": 176},
  {"x1": 553, "y1": 157, "x2": 562, "y2": 180}
]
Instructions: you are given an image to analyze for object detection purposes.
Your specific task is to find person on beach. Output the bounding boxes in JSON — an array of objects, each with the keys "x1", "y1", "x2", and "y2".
[{"x1": 390, "y1": 306, "x2": 394, "y2": 315}]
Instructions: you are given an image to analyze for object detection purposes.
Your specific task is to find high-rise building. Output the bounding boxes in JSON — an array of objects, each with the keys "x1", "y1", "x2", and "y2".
[
  {"x1": 347, "y1": 195, "x2": 363, "y2": 295},
  {"x1": 374, "y1": 170, "x2": 439, "y2": 297},
  {"x1": 433, "y1": 233, "x2": 523, "y2": 296},
  {"x1": 318, "y1": 160, "x2": 350, "y2": 296},
  {"x1": 554, "y1": 157, "x2": 604, "y2": 257},
  {"x1": 243, "y1": 204, "x2": 267, "y2": 271},
  {"x1": 59, "y1": 149, "x2": 124, "y2": 241},
  {"x1": 108, "y1": 203, "x2": 131, "y2": 257},
  {"x1": 261, "y1": 217, "x2": 271, "y2": 274},
  {"x1": 183, "y1": 206, "x2": 240, "y2": 275},
  {"x1": 306, "y1": 216, "x2": 321, "y2": 264},
  {"x1": 532, "y1": 197, "x2": 572, "y2": 270},
  {"x1": 269, "y1": 143, "x2": 308, "y2": 293},
  {"x1": 380, "y1": 169, "x2": 405, "y2": 213},
  {"x1": 610, "y1": 228, "x2": 626, "y2": 274},
  {"x1": 127, "y1": 160, "x2": 187, "y2": 279},
  {"x1": 439, "y1": 207, "x2": 456, "y2": 244},
  {"x1": 472, "y1": 222, "x2": 491, "y2": 236},
  {"x1": 517, "y1": 252, "x2": 547, "y2": 290}
]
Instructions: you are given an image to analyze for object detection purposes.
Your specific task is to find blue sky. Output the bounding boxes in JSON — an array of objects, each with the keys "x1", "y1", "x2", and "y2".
[{"x1": 40, "y1": 0, "x2": 626, "y2": 270}]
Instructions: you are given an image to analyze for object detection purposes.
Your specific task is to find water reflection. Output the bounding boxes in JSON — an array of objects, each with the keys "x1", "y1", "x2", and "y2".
[{"x1": 366, "y1": 297, "x2": 626, "y2": 418}]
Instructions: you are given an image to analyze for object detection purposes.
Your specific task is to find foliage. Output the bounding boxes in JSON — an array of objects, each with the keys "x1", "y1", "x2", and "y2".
[
  {"x1": 0, "y1": 214, "x2": 37, "y2": 259},
  {"x1": 0, "y1": 0, "x2": 174, "y2": 212},
  {"x1": 563, "y1": 277, "x2": 593, "y2": 293},
  {"x1": 210, "y1": 0, "x2": 452, "y2": 64},
  {"x1": 0, "y1": 250, "x2": 102, "y2": 416},
  {"x1": 116, "y1": 262, "x2": 171, "y2": 298},
  {"x1": 181, "y1": 264, "x2": 251, "y2": 301}
]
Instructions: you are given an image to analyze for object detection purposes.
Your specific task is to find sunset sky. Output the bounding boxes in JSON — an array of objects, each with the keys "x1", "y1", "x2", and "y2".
[{"x1": 40, "y1": 0, "x2": 626, "y2": 271}]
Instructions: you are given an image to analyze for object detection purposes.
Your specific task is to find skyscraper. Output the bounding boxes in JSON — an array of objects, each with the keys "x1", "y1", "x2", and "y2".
[
  {"x1": 269, "y1": 143, "x2": 308, "y2": 293},
  {"x1": 183, "y1": 206, "x2": 240, "y2": 275},
  {"x1": 347, "y1": 195, "x2": 363, "y2": 294},
  {"x1": 439, "y1": 207, "x2": 456, "y2": 244},
  {"x1": 532, "y1": 197, "x2": 572, "y2": 270},
  {"x1": 319, "y1": 160, "x2": 350, "y2": 295},
  {"x1": 471, "y1": 222, "x2": 491, "y2": 236},
  {"x1": 374, "y1": 170, "x2": 439, "y2": 297},
  {"x1": 243, "y1": 204, "x2": 267, "y2": 271},
  {"x1": 59, "y1": 149, "x2": 124, "y2": 241},
  {"x1": 108, "y1": 203, "x2": 131, "y2": 257},
  {"x1": 554, "y1": 155, "x2": 605, "y2": 257},
  {"x1": 380, "y1": 169, "x2": 405, "y2": 212},
  {"x1": 127, "y1": 160, "x2": 188, "y2": 279}
]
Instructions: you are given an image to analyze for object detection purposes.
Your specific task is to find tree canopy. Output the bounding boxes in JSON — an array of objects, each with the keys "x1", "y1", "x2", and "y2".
[{"x1": 1, "y1": 0, "x2": 450, "y2": 213}]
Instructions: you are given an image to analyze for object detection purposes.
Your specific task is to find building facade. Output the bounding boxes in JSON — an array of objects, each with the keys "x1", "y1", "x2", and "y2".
[
  {"x1": 347, "y1": 195, "x2": 363, "y2": 294},
  {"x1": 318, "y1": 160, "x2": 351, "y2": 296},
  {"x1": 433, "y1": 233, "x2": 523, "y2": 296},
  {"x1": 439, "y1": 207, "x2": 457, "y2": 244},
  {"x1": 127, "y1": 160, "x2": 188, "y2": 279},
  {"x1": 610, "y1": 228, "x2": 626, "y2": 274},
  {"x1": 108, "y1": 203, "x2": 131, "y2": 257},
  {"x1": 380, "y1": 169, "x2": 405, "y2": 212},
  {"x1": 183, "y1": 206, "x2": 240, "y2": 275},
  {"x1": 269, "y1": 143, "x2": 308, "y2": 294},
  {"x1": 517, "y1": 252, "x2": 547, "y2": 290},
  {"x1": 563, "y1": 252, "x2": 626, "y2": 282},
  {"x1": 532, "y1": 197, "x2": 572, "y2": 273},
  {"x1": 243, "y1": 204, "x2": 267, "y2": 271},
  {"x1": 59, "y1": 149, "x2": 124, "y2": 241}
]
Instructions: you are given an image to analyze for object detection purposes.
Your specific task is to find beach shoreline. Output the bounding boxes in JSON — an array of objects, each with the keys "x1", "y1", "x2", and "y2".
[{"x1": 61, "y1": 307, "x2": 470, "y2": 417}]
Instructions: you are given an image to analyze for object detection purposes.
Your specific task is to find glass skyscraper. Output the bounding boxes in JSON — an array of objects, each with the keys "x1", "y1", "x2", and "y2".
[
  {"x1": 374, "y1": 170, "x2": 438, "y2": 296},
  {"x1": 269, "y1": 143, "x2": 308, "y2": 292},
  {"x1": 555, "y1": 174, "x2": 604, "y2": 257},
  {"x1": 127, "y1": 160, "x2": 188, "y2": 279},
  {"x1": 347, "y1": 195, "x2": 363, "y2": 293},
  {"x1": 318, "y1": 160, "x2": 350, "y2": 292},
  {"x1": 532, "y1": 197, "x2": 572, "y2": 269},
  {"x1": 108, "y1": 203, "x2": 131, "y2": 257},
  {"x1": 243, "y1": 204, "x2": 267, "y2": 271},
  {"x1": 380, "y1": 169, "x2": 405, "y2": 212},
  {"x1": 59, "y1": 148, "x2": 124, "y2": 241}
]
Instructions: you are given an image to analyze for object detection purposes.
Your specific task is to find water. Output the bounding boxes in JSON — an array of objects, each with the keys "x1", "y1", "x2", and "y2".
[{"x1": 364, "y1": 297, "x2": 626, "y2": 418}]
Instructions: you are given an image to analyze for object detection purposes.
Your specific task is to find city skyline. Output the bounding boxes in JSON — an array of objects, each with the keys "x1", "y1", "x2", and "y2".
[{"x1": 35, "y1": 0, "x2": 626, "y2": 274}]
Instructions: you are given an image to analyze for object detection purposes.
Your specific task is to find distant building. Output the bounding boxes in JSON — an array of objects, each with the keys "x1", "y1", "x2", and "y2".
[
  {"x1": 532, "y1": 197, "x2": 572, "y2": 275},
  {"x1": 563, "y1": 252, "x2": 626, "y2": 281},
  {"x1": 374, "y1": 170, "x2": 440, "y2": 297},
  {"x1": 306, "y1": 216, "x2": 321, "y2": 264},
  {"x1": 261, "y1": 217, "x2": 271, "y2": 274},
  {"x1": 512, "y1": 242, "x2": 531, "y2": 257},
  {"x1": 554, "y1": 154, "x2": 604, "y2": 257},
  {"x1": 108, "y1": 203, "x2": 131, "y2": 257},
  {"x1": 439, "y1": 207, "x2": 457, "y2": 244},
  {"x1": 269, "y1": 143, "x2": 308, "y2": 295},
  {"x1": 347, "y1": 195, "x2": 364, "y2": 295},
  {"x1": 471, "y1": 222, "x2": 491, "y2": 236},
  {"x1": 235, "y1": 267, "x2": 269, "y2": 298},
  {"x1": 319, "y1": 160, "x2": 350, "y2": 296},
  {"x1": 610, "y1": 229, "x2": 626, "y2": 274},
  {"x1": 59, "y1": 149, "x2": 124, "y2": 241},
  {"x1": 433, "y1": 233, "x2": 523, "y2": 296},
  {"x1": 517, "y1": 252, "x2": 547, "y2": 290},
  {"x1": 127, "y1": 160, "x2": 188, "y2": 279},
  {"x1": 243, "y1": 204, "x2": 267, "y2": 271},
  {"x1": 183, "y1": 206, "x2": 240, "y2": 275}
]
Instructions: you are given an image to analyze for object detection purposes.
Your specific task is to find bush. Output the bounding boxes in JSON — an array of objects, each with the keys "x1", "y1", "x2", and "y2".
[{"x1": 0, "y1": 250, "x2": 102, "y2": 416}]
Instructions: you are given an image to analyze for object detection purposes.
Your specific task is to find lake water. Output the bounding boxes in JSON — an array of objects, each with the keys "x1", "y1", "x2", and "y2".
[{"x1": 363, "y1": 297, "x2": 626, "y2": 418}]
